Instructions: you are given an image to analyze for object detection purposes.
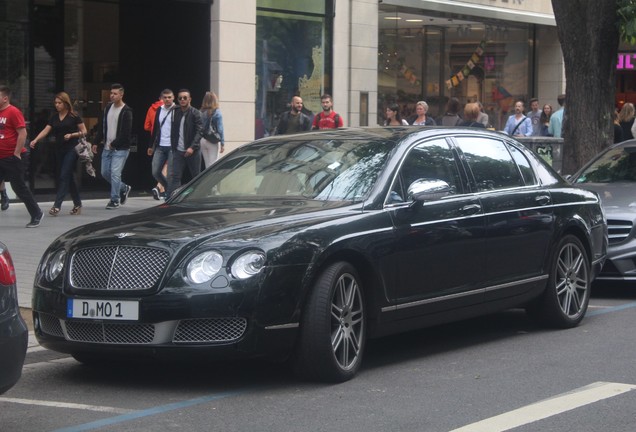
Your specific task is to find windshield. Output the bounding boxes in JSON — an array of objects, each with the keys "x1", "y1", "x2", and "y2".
[
  {"x1": 574, "y1": 146, "x2": 636, "y2": 183},
  {"x1": 174, "y1": 137, "x2": 395, "y2": 203}
]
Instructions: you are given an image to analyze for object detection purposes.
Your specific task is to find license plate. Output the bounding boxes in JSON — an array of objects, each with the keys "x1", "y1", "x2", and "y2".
[{"x1": 67, "y1": 299, "x2": 139, "y2": 321}]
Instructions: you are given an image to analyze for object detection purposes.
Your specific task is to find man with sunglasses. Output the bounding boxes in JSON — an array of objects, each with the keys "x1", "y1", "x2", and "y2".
[{"x1": 168, "y1": 89, "x2": 202, "y2": 197}]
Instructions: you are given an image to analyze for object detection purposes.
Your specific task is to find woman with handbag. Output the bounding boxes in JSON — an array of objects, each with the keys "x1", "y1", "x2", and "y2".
[
  {"x1": 30, "y1": 92, "x2": 87, "y2": 215},
  {"x1": 199, "y1": 91, "x2": 225, "y2": 168}
]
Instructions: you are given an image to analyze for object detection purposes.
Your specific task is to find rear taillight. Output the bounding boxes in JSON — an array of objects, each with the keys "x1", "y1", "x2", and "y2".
[{"x1": 0, "y1": 248, "x2": 17, "y2": 285}]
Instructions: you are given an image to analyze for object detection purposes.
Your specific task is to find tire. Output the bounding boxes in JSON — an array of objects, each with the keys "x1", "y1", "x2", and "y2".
[
  {"x1": 527, "y1": 235, "x2": 591, "y2": 328},
  {"x1": 293, "y1": 262, "x2": 366, "y2": 383}
]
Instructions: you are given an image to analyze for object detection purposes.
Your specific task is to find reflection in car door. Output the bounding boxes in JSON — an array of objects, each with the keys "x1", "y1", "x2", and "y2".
[
  {"x1": 387, "y1": 138, "x2": 487, "y2": 318},
  {"x1": 454, "y1": 136, "x2": 554, "y2": 301}
]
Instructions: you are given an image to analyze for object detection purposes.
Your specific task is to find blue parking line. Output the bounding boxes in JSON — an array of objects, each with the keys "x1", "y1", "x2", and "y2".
[
  {"x1": 51, "y1": 389, "x2": 247, "y2": 432},
  {"x1": 587, "y1": 301, "x2": 636, "y2": 317}
]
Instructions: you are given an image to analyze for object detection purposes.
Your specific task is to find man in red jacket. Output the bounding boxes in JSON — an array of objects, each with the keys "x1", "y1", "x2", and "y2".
[{"x1": 144, "y1": 95, "x2": 166, "y2": 200}]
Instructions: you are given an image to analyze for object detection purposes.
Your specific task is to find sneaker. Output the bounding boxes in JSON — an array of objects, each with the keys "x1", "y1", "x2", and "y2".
[
  {"x1": 152, "y1": 187, "x2": 160, "y2": 201},
  {"x1": 105, "y1": 200, "x2": 120, "y2": 210},
  {"x1": 0, "y1": 191, "x2": 8, "y2": 211},
  {"x1": 26, "y1": 210, "x2": 43, "y2": 228},
  {"x1": 120, "y1": 185, "x2": 132, "y2": 205}
]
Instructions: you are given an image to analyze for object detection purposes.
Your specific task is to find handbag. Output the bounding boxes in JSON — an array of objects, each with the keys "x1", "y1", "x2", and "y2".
[
  {"x1": 74, "y1": 136, "x2": 96, "y2": 177},
  {"x1": 203, "y1": 111, "x2": 221, "y2": 143}
]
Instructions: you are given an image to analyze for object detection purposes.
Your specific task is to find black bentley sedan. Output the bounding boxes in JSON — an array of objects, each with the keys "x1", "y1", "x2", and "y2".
[{"x1": 32, "y1": 127, "x2": 607, "y2": 382}]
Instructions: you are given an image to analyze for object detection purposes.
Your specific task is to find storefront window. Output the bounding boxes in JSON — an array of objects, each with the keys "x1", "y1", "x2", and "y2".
[
  {"x1": 378, "y1": 6, "x2": 533, "y2": 130},
  {"x1": 256, "y1": 0, "x2": 330, "y2": 138},
  {"x1": 0, "y1": 0, "x2": 29, "y2": 113}
]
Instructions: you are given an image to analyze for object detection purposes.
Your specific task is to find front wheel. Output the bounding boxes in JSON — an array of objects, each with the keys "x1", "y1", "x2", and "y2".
[
  {"x1": 527, "y1": 235, "x2": 591, "y2": 328},
  {"x1": 293, "y1": 262, "x2": 365, "y2": 383}
]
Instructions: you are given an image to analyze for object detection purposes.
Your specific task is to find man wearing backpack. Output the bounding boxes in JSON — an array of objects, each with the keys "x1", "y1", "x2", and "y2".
[
  {"x1": 312, "y1": 94, "x2": 344, "y2": 130},
  {"x1": 274, "y1": 96, "x2": 311, "y2": 135}
]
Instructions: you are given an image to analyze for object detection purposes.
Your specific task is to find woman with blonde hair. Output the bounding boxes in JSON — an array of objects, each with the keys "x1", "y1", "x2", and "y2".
[
  {"x1": 618, "y1": 102, "x2": 635, "y2": 140},
  {"x1": 30, "y1": 92, "x2": 87, "y2": 216},
  {"x1": 410, "y1": 101, "x2": 436, "y2": 126},
  {"x1": 199, "y1": 91, "x2": 225, "y2": 167}
]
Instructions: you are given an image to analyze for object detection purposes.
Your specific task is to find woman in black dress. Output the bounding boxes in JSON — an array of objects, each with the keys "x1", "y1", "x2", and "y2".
[{"x1": 30, "y1": 92, "x2": 87, "y2": 215}]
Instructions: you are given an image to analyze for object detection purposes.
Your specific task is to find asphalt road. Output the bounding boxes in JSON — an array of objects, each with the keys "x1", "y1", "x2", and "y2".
[{"x1": 2, "y1": 283, "x2": 636, "y2": 432}]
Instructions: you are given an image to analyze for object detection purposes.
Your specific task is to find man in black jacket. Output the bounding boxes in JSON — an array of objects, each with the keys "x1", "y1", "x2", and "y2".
[
  {"x1": 168, "y1": 89, "x2": 202, "y2": 197},
  {"x1": 274, "y1": 96, "x2": 311, "y2": 135},
  {"x1": 93, "y1": 83, "x2": 133, "y2": 210}
]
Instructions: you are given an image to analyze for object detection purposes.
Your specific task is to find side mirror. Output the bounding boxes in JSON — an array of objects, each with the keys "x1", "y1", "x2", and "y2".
[{"x1": 407, "y1": 178, "x2": 452, "y2": 203}]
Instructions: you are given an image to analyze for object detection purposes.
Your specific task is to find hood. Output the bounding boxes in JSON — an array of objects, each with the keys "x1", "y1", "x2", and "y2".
[
  {"x1": 54, "y1": 199, "x2": 360, "y2": 246},
  {"x1": 575, "y1": 182, "x2": 636, "y2": 218}
]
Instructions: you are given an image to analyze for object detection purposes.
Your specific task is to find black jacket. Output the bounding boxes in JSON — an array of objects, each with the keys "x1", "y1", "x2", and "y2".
[
  {"x1": 170, "y1": 106, "x2": 202, "y2": 151},
  {"x1": 274, "y1": 111, "x2": 311, "y2": 135},
  {"x1": 98, "y1": 103, "x2": 134, "y2": 150}
]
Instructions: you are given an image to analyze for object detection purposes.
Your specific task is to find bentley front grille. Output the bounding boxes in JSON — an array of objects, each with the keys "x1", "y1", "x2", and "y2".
[
  {"x1": 65, "y1": 321, "x2": 156, "y2": 344},
  {"x1": 70, "y1": 246, "x2": 170, "y2": 290},
  {"x1": 173, "y1": 318, "x2": 247, "y2": 343},
  {"x1": 40, "y1": 315, "x2": 247, "y2": 345}
]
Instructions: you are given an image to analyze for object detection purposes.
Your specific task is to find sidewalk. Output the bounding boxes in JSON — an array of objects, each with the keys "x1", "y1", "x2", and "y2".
[{"x1": 1, "y1": 194, "x2": 159, "y2": 310}]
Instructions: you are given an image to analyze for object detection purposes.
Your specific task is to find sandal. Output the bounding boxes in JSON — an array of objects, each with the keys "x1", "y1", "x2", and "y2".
[
  {"x1": 49, "y1": 207, "x2": 60, "y2": 216},
  {"x1": 69, "y1": 205, "x2": 82, "y2": 215}
]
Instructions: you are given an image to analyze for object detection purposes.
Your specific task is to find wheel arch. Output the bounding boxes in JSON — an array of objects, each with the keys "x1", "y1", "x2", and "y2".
[{"x1": 300, "y1": 249, "x2": 385, "y2": 328}]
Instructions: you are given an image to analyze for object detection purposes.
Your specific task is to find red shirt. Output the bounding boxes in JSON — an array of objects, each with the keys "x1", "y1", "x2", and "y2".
[
  {"x1": 312, "y1": 111, "x2": 344, "y2": 130},
  {"x1": 0, "y1": 104, "x2": 26, "y2": 158}
]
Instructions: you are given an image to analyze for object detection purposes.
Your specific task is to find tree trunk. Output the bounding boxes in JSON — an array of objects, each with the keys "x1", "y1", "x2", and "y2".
[{"x1": 552, "y1": 0, "x2": 619, "y2": 174}]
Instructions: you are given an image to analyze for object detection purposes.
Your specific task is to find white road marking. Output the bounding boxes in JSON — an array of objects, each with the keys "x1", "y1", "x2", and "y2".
[
  {"x1": 451, "y1": 381, "x2": 636, "y2": 432},
  {"x1": 0, "y1": 397, "x2": 135, "y2": 414}
]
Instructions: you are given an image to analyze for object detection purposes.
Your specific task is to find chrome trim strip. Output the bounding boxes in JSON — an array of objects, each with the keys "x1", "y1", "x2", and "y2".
[
  {"x1": 381, "y1": 274, "x2": 548, "y2": 313},
  {"x1": 265, "y1": 323, "x2": 299, "y2": 330}
]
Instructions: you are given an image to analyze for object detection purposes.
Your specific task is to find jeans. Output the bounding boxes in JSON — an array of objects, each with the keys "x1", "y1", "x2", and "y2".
[
  {"x1": 54, "y1": 149, "x2": 81, "y2": 209},
  {"x1": 168, "y1": 149, "x2": 201, "y2": 197},
  {"x1": 100, "y1": 148, "x2": 130, "y2": 202},
  {"x1": 151, "y1": 146, "x2": 172, "y2": 191},
  {"x1": 0, "y1": 154, "x2": 41, "y2": 218}
]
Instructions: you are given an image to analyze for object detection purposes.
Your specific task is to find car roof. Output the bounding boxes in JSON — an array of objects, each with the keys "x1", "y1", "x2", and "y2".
[{"x1": 254, "y1": 126, "x2": 513, "y2": 145}]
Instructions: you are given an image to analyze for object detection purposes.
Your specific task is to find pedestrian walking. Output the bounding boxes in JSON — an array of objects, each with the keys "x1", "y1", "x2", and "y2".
[
  {"x1": 145, "y1": 93, "x2": 167, "y2": 200},
  {"x1": 30, "y1": 92, "x2": 87, "y2": 216},
  {"x1": 92, "y1": 83, "x2": 133, "y2": 209},
  {"x1": 0, "y1": 85, "x2": 43, "y2": 227},
  {"x1": 312, "y1": 94, "x2": 344, "y2": 129},
  {"x1": 148, "y1": 89, "x2": 176, "y2": 200},
  {"x1": 274, "y1": 95, "x2": 311, "y2": 135},
  {"x1": 504, "y1": 100, "x2": 532, "y2": 137},
  {"x1": 199, "y1": 91, "x2": 225, "y2": 168},
  {"x1": 168, "y1": 89, "x2": 202, "y2": 197}
]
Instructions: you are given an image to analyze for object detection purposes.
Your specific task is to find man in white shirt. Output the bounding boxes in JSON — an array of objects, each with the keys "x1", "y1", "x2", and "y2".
[{"x1": 93, "y1": 83, "x2": 133, "y2": 210}]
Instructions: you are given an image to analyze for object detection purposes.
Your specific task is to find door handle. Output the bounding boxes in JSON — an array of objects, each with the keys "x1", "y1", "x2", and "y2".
[
  {"x1": 535, "y1": 195, "x2": 551, "y2": 205},
  {"x1": 460, "y1": 204, "x2": 481, "y2": 215}
]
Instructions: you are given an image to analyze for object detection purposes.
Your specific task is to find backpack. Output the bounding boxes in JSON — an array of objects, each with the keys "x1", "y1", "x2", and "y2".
[{"x1": 203, "y1": 110, "x2": 221, "y2": 143}]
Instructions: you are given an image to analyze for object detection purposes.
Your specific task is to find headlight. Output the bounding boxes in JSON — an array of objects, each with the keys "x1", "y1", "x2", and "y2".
[
  {"x1": 231, "y1": 251, "x2": 266, "y2": 279},
  {"x1": 46, "y1": 249, "x2": 66, "y2": 282},
  {"x1": 187, "y1": 251, "x2": 223, "y2": 284}
]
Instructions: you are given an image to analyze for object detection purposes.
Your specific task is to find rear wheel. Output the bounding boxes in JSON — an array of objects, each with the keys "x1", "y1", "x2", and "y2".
[
  {"x1": 293, "y1": 262, "x2": 365, "y2": 382},
  {"x1": 527, "y1": 235, "x2": 591, "y2": 328}
]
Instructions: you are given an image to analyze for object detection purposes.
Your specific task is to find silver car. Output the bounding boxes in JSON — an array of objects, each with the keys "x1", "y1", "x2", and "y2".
[{"x1": 571, "y1": 140, "x2": 636, "y2": 282}]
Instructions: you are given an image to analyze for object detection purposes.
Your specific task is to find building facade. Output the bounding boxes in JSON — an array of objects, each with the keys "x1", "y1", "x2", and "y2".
[{"x1": 1, "y1": 0, "x2": 565, "y2": 194}]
